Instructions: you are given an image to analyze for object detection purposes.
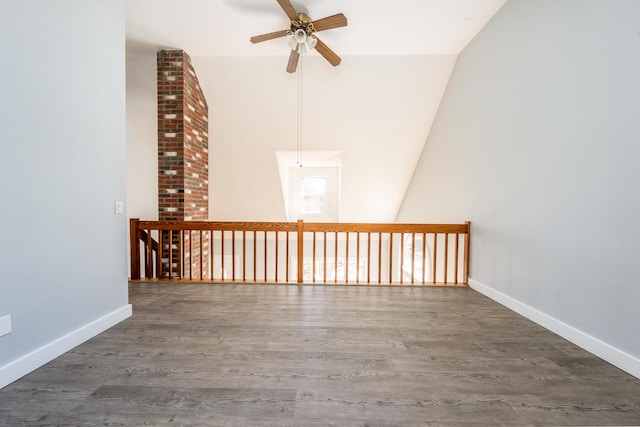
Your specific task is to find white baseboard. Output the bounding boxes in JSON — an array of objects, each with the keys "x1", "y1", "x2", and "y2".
[
  {"x1": 0, "y1": 304, "x2": 132, "y2": 389},
  {"x1": 468, "y1": 278, "x2": 640, "y2": 379}
]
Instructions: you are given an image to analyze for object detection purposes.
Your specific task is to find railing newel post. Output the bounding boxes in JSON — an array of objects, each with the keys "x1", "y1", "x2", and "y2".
[
  {"x1": 297, "y1": 219, "x2": 304, "y2": 284},
  {"x1": 130, "y1": 218, "x2": 141, "y2": 280},
  {"x1": 464, "y1": 221, "x2": 471, "y2": 284}
]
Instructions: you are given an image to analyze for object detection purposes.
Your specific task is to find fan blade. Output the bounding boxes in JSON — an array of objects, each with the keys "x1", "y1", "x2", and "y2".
[
  {"x1": 286, "y1": 49, "x2": 300, "y2": 73},
  {"x1": 276, "y1": 0, "x2": 299, "y2": 21},
  {"x1": 314, "y1": 37, "x2": 341, "y2": 67},
  {"x1": 250, "y1": 30, "x2": 289, "y2": 44},
  {"x1": 311, "y1": 13, "x2": 348, "y2": 32}
]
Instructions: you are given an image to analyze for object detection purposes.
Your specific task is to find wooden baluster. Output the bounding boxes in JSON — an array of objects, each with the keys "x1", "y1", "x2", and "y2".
[
  {"x1": 264, "y1": 231, "x2": 268, "y2": 281},
  {"x1": 169, "y1": 230, "x2": 174, "y2": 279},
  {"x1": 454, "y1": 233, "x2": 459, "y2": 284},
  {"x1": 378, "y1": 232, "x2": 382, "y2": 284},
  {"x1": 158, "y1": 230, "x2": 163, "y2": 279},
  {"x1": 221, "y1": 230, "x2": 225, "y2": 281},
  {"x1": 145, "y1": 229, "x2": 152, "y2": 278},
  {"x1": 188, "y1": 230, "x2": 193, "y2": 280},
  {"x1": 153, "y1": 231, "x2": 158, "y2": 278},
  {"x1": 178, "y1": 231, "x2": 183, "y2": 279},
  {"x1": 210, "y1": 230, "x2": 214, "y2": 280},
  {"x1": 141, "y1": 232, "x2": 148, "y2": 278},
  {"x1": 140, "y1": 233, "x2": 146, "y2": 278},
  {"x1": 253, "y1": 230, "x2": 257, "y2": 282},
  {"x1": 444, "y1": 233, "x2": 449, "y2": 284},
  {"x1": 199, "y1": 230, "x2": 203, "y2": 280},
  {"x1": 275, "y1": 231, "x2": 279, "y2": 282},
  {"x1": 323, "y1": 232, "x2": 327, "y2": 282},
  {"x1": 182, "y1": 231, "x2": 187, "y2": 280},
  {"x1": 421, "y1": 232, "x2": 426, "y2": 285},
  {"x1": 400, "y1": 233, "x2": 404, "y2": 285},
  {"x1": 312, "y1": 232, "x2": 316, "y2": 283},
  {"x1": 211, "y1": 230, "x2": 216, "y2": 279},
  {"x1": 151, "y1": 230, "x2": 161, "y2": 279},
  {"x1": 389, "y1": 233, "x2": 393, "y2": 284},
  {"x1": 432, "y1": 233, "x2": 438, "y2": 284},
  {"x1": 182, "y1": 230, "x2": 187, "y2": 279},
  {"x1": 367, "y1": 232, "x2": 371, "y2": 284},
  {"x1": 356, "y1": 232, "x2": 360, "y2": 283},
  {"x1": 297, "y1": 220, "x2": 304, "y2": 284},
  {"x1": 345, "y1": 232, "x2": 350, "y2": 283},
  {"x1": 411, "y1": 233, "x2": 416, "y2": 284},
  {"x1": 179, "y1": 230, "x2": 184, "y2": 280},
  {"x1": 242, "y1": 230, "x2": 246, "y2": 282},
  {"x1": 232, "y1": 230, "x2": 236, "y2": 281},
  {"x1": 191, "y1": 230, "x2": 195, "y2": 280},
  {"x1": 286, "y1": 231, "x2": 290, "y2": 283},
  {"x1": 334, "y1": 231, "x2": 338, "y2": 283}
]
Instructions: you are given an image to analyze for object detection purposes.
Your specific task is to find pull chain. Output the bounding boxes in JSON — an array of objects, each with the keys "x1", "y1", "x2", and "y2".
[{"x1": 296, "y1": 54, "x2": 303, "y2": 167}]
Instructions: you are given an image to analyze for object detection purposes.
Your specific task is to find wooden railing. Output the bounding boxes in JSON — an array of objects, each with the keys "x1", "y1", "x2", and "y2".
[
  {"x1": 136, "y1": 228, "x2": 159, "y2": 279},
  {"x1": 130, "y1": 219, "x2": 470, "y2": 286}
]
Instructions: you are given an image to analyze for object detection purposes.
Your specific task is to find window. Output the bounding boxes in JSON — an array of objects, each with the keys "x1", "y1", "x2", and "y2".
[
  {"x1": 289, "y1": 167, "x2": 338, "y2": 221},
  {"x1": 402, "y1": 233, "x2": 429, "y2": 282},
  {"x1": 300, "y1": 176, "x2": 328, "y2": 215},
  {"x1": 275, "y1": 151, "x2": 343, "y2": 222}
]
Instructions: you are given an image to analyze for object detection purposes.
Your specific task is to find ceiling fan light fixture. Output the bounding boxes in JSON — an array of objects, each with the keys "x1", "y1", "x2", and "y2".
[
  {"x1": 249, "y1": 0, "x2": 347, "y2": 72},
  {"x1": 293, "y1": 28, "x2": 307, "y2": 44},
  {"x1": 288, "y1": 35, "x2": 297, "y2": 50},
  {"x1": 306, "y1": 36, "x2": 317, "y2": 50}
]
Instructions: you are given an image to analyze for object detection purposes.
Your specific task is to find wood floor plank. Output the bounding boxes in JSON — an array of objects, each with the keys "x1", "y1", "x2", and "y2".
[{"x1": 1, "y1": 283, "x2": 639, "y2": 426}]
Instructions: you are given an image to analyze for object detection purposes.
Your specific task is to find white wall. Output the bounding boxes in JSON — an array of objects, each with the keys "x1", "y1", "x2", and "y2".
[
  {"x1": 126, "y1": 53, "x2": 158, "y2": 222},
  {"x1": 0, "y1": 0, "x2": 131, "y2": 387},
  {"x1": 125, "y1": 53, "x2": 158, "y2": 277},
  {"x1": 398, "y1": 0, "x2": 640, "y2": 376},
  {"x1": 199, "y1": 55, "x2": 456, "y2": 222},
  {"x1": 125, "y1": 54, "x2": 456, "y2": 223}
]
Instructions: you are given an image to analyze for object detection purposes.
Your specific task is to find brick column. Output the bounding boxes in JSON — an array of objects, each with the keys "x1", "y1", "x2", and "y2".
[{"x1": 157, "y1": 50, "x2": 209, "y2": 278}]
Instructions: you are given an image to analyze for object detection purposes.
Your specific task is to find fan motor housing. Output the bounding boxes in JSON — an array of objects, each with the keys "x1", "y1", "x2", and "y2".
[{"x1": 291, "y1": 13, "x2": 315, "y2": 35}]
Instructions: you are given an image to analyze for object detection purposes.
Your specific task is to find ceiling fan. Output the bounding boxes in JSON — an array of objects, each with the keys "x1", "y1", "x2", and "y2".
[{"x1": 249, "y1": 0, "x2": 347, "y2": 73}]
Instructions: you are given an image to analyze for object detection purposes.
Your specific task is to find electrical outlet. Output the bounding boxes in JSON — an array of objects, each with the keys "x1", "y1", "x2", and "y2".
[
  {"x1": 115, "y1": 201, "x2": 124, "y2": 215},
  {"x1": 0, "y1": 315, "x2": 11, "y2": 338}
]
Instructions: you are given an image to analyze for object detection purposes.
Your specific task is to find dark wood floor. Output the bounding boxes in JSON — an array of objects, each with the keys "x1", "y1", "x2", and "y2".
[{"x1": 1, "y1": 283, "x2": 639, "y2": 426}]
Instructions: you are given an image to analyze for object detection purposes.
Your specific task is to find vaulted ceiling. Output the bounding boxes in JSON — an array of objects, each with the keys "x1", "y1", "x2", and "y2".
[
  {"x1": 125, "y1": 0, "x2": 507, "y2": 222},
  {"x1": 127, "y1": 0, "x2": 507, "y2": 57}
]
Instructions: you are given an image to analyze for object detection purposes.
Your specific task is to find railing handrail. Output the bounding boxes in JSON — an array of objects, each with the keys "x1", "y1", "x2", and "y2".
[
  {"x1": 302, "y1": 222, "x2": 469, "y2": 233},
  {"x1": 136, "y1": 220, "x2": 468, "y2": 232},
  {"x1": 136, "y1": 220, "x2": 298, "y2": 232},
  {"x1": 138, "y1": 229, "x2": 159, "y2": 252},
  {"x1": 130, "y1": 218, "x2": 471, "y2": 285}
]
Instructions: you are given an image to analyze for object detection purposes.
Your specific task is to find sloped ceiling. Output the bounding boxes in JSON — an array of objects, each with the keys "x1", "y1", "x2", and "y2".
[
  {"x1": 127, "y1": 0, "x2": 507, "y2": 57},
  {"x1": 126, "y1": 0, "x2": 507, "y2": 222}
]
